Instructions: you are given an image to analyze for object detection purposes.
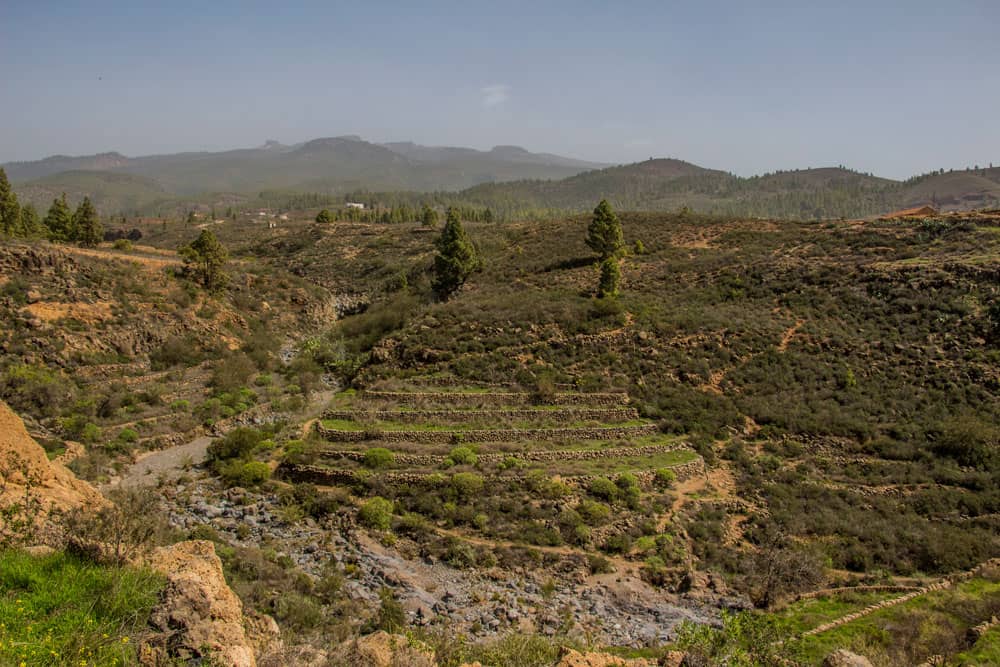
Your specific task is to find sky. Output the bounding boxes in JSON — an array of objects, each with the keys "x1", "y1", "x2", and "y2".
[{"x1": 1, "y1": 0, "x2": 998, "y2": 179}]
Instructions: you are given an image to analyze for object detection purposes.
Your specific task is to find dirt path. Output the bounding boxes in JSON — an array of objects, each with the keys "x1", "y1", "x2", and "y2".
[
  {"x1": 116, "y1": 436, "x2": 212, "y2": 488},
  {"x1": 113, "y1": 388, "x2": 335, "y2": 489}
]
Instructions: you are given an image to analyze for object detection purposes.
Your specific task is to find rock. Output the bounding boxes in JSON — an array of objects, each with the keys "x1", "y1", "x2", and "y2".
[
  {"x1": 0, "y1": 400, "x2": 105, "y2": 536},
  {"x1": 331, "y1": 631, "x2": 436, "y2": 667},
  {"x1": 556, "y1": 647, "x2": 657, "y2": 666},
  {"x1": 142, "y1": 540, "x2": 270, "y2": 667},
  {"x1": 822, "y1": 649, "x2": 875, "y2": 667},
  {"x1": 661, "y1": 651, "x2": 686, "y2": 667}
]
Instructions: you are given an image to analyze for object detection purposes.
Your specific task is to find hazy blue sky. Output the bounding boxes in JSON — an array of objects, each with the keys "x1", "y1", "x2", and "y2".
[{"x1": 2, "y1": 1, "x2": 998, "y2": 178}]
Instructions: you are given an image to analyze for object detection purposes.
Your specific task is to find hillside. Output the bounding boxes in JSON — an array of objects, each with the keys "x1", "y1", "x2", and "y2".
[
  {"x1": 7, "y1": 140, "x2": 999, "y2": 220},
  {"x1": 4, "y1": 136, "x2": 601, "y2": 209},
  {"x1": 2, "y1": 208, "x2": 999, "y2": 664},
  {"x1": 459, "y1": 162, "x2": 1000, "y2": 220},
  {"x1": 14, "y1": 170, "x2": 173, "y2": 213}
]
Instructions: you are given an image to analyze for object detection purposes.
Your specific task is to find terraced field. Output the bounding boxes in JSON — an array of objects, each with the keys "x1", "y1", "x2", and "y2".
[{"x1": 283, "y1": 383, "x2": 703, "y2": 489}]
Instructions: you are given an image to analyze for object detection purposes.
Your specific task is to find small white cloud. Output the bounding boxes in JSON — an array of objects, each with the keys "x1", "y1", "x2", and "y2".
[{"x1": 481, "y1": 84, "x2": 510, "y2": 108}]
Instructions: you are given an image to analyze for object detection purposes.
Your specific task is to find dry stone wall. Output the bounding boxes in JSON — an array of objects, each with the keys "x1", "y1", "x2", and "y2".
[
  {"x1": 800, "y1": 558, "x2": 1000, "y2": 638},
  {"x1": 315, "y1": 422, "x2": 658, "y2": 444},
  {"x1": 362, "y1": 390, "x2": 630, "y2": 407},
  {"x1": 279, "y1": 455, "x2": 704, "y2": 489},
  {"x1": 322, "y1": 407, "x2": 640, "y2": 423},
  {"x1": 319, "y1": 442, "x2": 691, "y2": 466}
]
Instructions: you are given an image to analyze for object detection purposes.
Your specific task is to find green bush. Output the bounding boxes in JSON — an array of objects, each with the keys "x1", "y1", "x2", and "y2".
[
  {"x1": 359, "y1": 496, "x2": 394, "y2": 530},
  {"x1": 448, "y1": 446, "x2": 478, "y2": 466},
  {"x1": 363, "y1": 447, "x2": 395, "y2": 469},
  {"x1": 588, "y1": 477, "x2": 619, "y2": 501},
  {"x1": 654, "y1": 468, "x2": 677, "y2": 488},
  {"x1": 218, "y1": 460, "x2": 271, "y2": 486},
  {"x1": 117, "y1": 428, "x2": 139, "y2": 443},
  {"x1": 207, "y1": 427, "x2": 262, "y2": 462},
  {"x1": 451, "y1": 472, "x2": 484, "y2": 498},
  {"x1": 112, "y1": 238, "x2": 133, "y2": 251}
]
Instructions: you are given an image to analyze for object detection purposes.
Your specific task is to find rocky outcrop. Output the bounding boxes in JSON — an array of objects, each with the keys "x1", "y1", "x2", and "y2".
[
  {"x1": 822, "y1": 649, "x2": 874, "y2": 667},
  {"x1": 555, "y1": 647, "x2": 659, "y2": 666},
  {"x1": 330, "y1": 631, "x2": 436, "y2": 667},
  {"x1": 0, "y1": 400, "x2": 104, "y2": 525},
  {"x1": 142, "y1": 540, "x2": 280, "y2": 667}
]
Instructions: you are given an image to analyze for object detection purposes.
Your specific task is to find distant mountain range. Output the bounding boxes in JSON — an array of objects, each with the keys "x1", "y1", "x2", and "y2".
[{"x1": 4, "y1": 137, "x2": 999, "y2": 219}]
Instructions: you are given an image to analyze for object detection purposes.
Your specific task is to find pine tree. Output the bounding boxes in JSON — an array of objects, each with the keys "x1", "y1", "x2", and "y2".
[
  {"x1": 421, "y1": 205, "x2": 439, "y2": 228},
  {"x1": 432, "y1": 208, "x2": 481, "y2": 299},
  {"x1": 179, "y1": 229, "x2": 229, "y2": 291},
  {"x1": 43, "y1": 194, "x2": 74, "y2": 242},
  {"x1": 586, "y1": 199, "x2": 624, "y2": 260},
  {"x1": 19, "y1": 204, "x2": 42, "y2": 237},
  {"x1": 597, "y1": 257, "x2": 621, "y2": 298},
  {"x1": 73, "y1": 196, "x2": 102, "y2": 247},
  {"x1": 0, "y1": 168, "x2": 20, "y2": 236}
]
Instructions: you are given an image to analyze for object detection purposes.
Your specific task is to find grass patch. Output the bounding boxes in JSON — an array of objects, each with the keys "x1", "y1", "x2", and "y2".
[{"x1": 0, "y1": 548, "x2": 165, "y2": 667}]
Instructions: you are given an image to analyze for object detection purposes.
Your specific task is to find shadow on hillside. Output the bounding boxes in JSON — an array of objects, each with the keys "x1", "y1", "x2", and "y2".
[{"x1": 543, "y1": 256, "x2": 594, "y2": 272}]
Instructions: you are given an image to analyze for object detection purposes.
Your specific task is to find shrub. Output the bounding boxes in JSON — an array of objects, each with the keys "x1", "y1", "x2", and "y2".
[
  {"x1": 210, "y1": 353, "x2": 258, "y2": 393},
  {"x1": 207, "y1": 427, "x2": 262, "y2": 462},
  {"x1": 62, "y1": 486, "x2": 165, "y2": 565},
  {"x1": 588, "y1": 477, "x2": 619, "y2": 501},
  {"x1": 359, "y1": 496, "x2": 394, "y2": 530},
  {"x1": 448, "y1": 446, "x2": 478, "y2": 466},
  {"x1": 577, "y1": 500, "x2": 611, "y2": 525},
  {"x1": 451, "y1": 472, "x2": 484, "y2": 498},
  {"x1": 588, "y1": 554, "x2": 614, "y2": 574},
  {"x1": 112, "y1": 238, "x2": 133, "y2": 251},
  {"x1": 363, "y1": 447, "x2": 395, "y2": 469},
  {"x1": 118, "y1": 428, "x2": 139, "y2": 443},
  {"x1": 218, "y1": 460, "x2": 271, "y2": 487},
  {"x1": 654, "y1": 468, "x2": 677, "y2": 488}
]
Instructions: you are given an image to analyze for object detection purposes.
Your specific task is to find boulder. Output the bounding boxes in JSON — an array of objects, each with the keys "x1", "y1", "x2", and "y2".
[
  {"x1": 142, "y1": 540, "x2": 279, "y2": 667},
  {"x1": 822, "y1": 649, "x2": 875, "y2": 667},
  {"x1": 331, "y1": 631, "x2": 436, "y2": 667},
  {"x1": 0, "y1": 400, "x2": 104, "y2": 540},
  {"x1": 556, "y1": 647, "x2": 657, "y2": 667}
]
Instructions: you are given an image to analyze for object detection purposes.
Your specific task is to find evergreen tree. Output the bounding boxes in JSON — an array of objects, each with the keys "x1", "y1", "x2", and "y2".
[
  {"x1": 43, "y1": 194, "x2": 74, "y2": 242},
  {"x1": 73, "y1": 196, "x2": 102, "y2": 247},
  {"x1": 597, "y1": 257, "x2": 621, "y2": 298},
  {"x1": 179, "y1": 229, "x2": 228, "y2": 291},
  {"x1": 0, "y1": 168, "x2": 20, "y2": 236},
  {"x1": 432, "y1": 208, "x2": 481, "y2": 299},
  {"x1": 587, "y1": 199, "x2": 624, "y2": 260},
  {"x1": 19, "y1": 204, "x2": 42, "y2": 238},
  {"x1": 315, "y1": 209, "x2": 333, "y2": 224},
  {"x1": 421, "y1": 205, "x2": 439, "y2": 228}
]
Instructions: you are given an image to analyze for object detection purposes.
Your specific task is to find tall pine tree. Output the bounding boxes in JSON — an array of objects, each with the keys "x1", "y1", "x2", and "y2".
[
  {"x1": 0, "y1": 168, "x2": 20, "y2": 236},
  {"x1": 73, "y1": 196, "x2": 102, "y2": 247},
  {"x1": 432, "y1": 208, "x2": 480, "y2": 299},
  {"x1": 586, "y1": 199, "x2": 624, "y2": 260},
  {"x1": 19, "y1": 204, "x2": 42, "y2": 238},
  {"x1": 43, "y1": 194, "x2": 74, "y2": 242}
]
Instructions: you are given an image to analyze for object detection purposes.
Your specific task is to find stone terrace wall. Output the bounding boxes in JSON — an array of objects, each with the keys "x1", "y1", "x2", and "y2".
[
  {"x1": 362, "y1": 391, "x2": 630, "y2": 407},
  {"x1": 279, "y1": 455, "x2": 704, "y2": 489},
  {"x1": 322, "y1": 407, "x2": 640, "y2": 424},
  {"x1": 315, "y1": 422, "x2": 659, "y2": 444},
  {"x1": 319, "y1": 442, "x2": 691, "y2": 466}
]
